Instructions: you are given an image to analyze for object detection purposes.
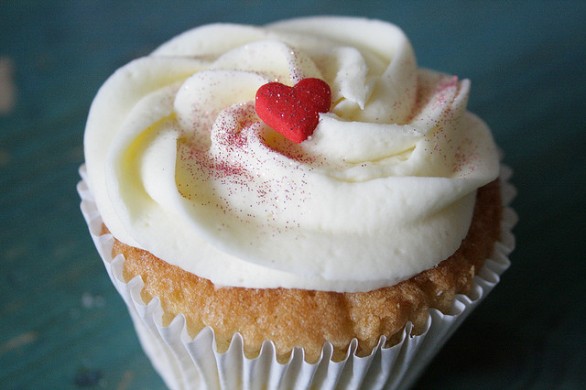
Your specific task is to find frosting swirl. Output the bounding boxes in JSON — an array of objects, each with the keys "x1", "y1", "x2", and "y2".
[{"x1": 84, "y1": 17, "x2": 499, "y2": 292}]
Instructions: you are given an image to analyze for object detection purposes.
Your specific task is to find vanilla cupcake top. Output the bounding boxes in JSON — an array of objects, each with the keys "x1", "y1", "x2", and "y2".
[{"x1": 84, "y1": 16, "x2": 499, "y2": 292}]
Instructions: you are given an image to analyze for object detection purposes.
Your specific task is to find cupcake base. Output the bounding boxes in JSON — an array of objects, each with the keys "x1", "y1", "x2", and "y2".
[{"x1": 78, "y1": 165, "x2": 516, "y2": 389}]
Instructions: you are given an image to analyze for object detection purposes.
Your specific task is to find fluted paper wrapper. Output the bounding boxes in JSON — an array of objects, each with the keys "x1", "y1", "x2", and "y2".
[{"x1": 78, "y1": 165, "x2": 516, "y2": 390}]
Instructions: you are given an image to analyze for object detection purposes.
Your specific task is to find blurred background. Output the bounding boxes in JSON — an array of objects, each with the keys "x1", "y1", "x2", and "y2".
[{"x1": 1, "y1": 1, "x2": 585, "y2": 389}]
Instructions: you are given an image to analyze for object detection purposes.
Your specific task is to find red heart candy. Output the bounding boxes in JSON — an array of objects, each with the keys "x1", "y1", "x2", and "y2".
[{"x1": 255, "y1": 78, "x2": 331, "y2": 143}]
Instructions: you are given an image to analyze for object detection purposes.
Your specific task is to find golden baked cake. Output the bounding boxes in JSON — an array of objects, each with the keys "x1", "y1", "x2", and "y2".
[
  {"x1": 81, "y1": 16, "x2": 514, "y2": 388},
  {"x1": 112, "y1": 179, "x2": 500, "y2": 363}
]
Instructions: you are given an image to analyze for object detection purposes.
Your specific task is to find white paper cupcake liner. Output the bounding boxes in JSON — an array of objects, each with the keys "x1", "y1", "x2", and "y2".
[{"x1": 78, "y1": 164, "x2": 516, "y2": 390}]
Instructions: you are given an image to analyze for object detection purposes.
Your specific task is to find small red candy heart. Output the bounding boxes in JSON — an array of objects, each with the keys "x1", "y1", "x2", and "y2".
[{"x1": 255, "y1": 78, "x2": 331, "y2": 143}]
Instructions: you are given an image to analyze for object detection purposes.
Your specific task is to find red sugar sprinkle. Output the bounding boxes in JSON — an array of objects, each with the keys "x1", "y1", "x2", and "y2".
[{"x1": 255, "y1": 78, "x2": 331, "y2": 143}]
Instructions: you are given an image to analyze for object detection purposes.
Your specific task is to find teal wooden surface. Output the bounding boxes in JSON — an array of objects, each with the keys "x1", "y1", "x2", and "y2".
[{"x1": 1, "y1": 1, "x2": 585, "y2": 389}]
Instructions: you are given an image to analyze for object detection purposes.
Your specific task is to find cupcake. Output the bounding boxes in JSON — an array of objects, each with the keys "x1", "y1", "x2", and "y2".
[{"x1": 79, "y1": 16, "x2": 516, "y2": 389}]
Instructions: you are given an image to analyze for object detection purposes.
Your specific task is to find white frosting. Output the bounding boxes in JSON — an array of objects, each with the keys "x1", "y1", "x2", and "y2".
[{"x1": 84, "y1": 17, "x2": 499, "y2": 292}]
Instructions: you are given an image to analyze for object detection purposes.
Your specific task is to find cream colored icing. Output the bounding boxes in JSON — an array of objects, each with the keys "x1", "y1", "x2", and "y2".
[{"x1": 84, "y1": 16, "x2": 499, "y2": 292}]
